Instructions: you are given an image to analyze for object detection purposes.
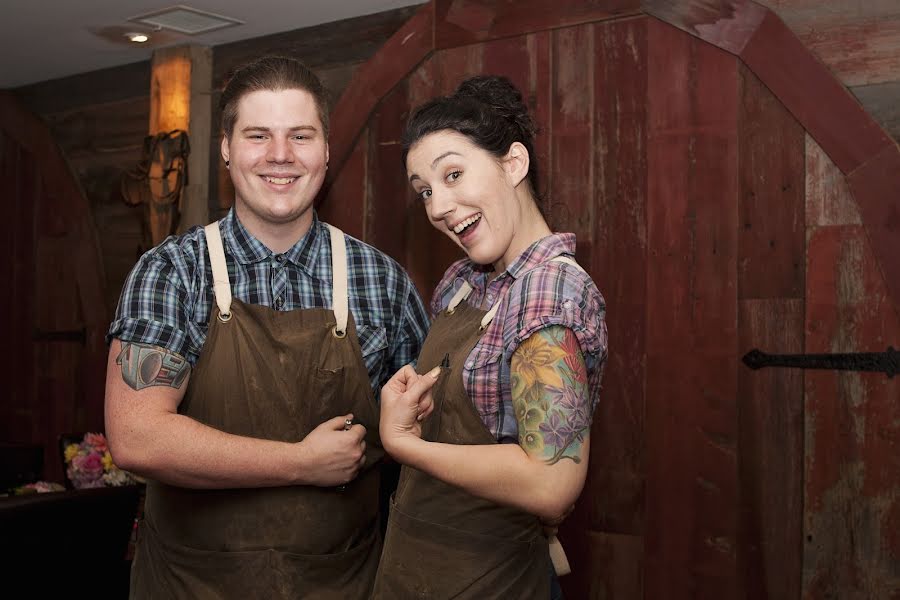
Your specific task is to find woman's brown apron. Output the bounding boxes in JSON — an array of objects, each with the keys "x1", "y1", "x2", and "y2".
[
  {"x1": 130, "y1": 223, "x2": 383, "y2": 599},
  {"x1": 372, "y1": 278, "x2": 553, "y2": 599}
]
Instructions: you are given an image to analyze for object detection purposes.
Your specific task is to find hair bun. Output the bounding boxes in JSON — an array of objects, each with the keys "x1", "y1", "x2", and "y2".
[{"x1": 452, "y1": 76, "x2": 536, "y2": 139}]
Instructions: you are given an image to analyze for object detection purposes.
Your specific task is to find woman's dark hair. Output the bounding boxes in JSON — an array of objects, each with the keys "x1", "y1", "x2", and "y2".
[
  {"x1": 402, "y1": 75, "x2": 541, "y2": 201},
  {"x1": 220, "y1": 56, "x2": 330, "y2": 138}
]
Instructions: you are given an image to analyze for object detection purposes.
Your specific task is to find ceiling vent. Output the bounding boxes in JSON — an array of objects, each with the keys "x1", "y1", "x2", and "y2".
[{"x1": 128, "y1": 5, "x2": 243, "y2": 35}]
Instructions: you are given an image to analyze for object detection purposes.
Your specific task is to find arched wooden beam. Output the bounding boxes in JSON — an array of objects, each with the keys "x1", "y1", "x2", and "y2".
[
  {"x1": 321, "y1": 0, "x2": 645, "y2": 198},
  {"x1": 643, "y1": 0, "x2": 900, "y2": 325},
  {"x1": 0, "y1": 91, "x2": 110, "y2": 411}
]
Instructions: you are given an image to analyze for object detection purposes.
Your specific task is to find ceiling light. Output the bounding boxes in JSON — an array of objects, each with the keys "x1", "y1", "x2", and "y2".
[{"x1": 126, "y1": 32, "x2": 150, "y2": 43}]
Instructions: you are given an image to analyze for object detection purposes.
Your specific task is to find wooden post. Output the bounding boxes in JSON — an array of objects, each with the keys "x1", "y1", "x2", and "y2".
[{"x1": 149, "y1": 45, "x2": 212, "y2": 243}]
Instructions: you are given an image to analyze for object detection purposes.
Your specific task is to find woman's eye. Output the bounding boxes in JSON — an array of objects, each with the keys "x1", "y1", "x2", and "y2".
[
  {"x1": 417, "y1": 189, "x2": 432, "y2": 201},
  {"x1": 446, "y1": 170, "x2": 461, "y2": 183}
]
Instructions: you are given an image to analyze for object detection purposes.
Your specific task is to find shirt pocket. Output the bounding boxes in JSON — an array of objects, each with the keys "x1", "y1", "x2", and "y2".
[
  {"x1": 356, "y1": 324, "x2": 389, "y2": 376},
  {"x1": 464, "y1": 348, "x2": 504, "y2": 422}
]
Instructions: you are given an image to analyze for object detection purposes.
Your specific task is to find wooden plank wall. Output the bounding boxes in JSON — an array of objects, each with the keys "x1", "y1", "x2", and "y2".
[{"x1": 804, "y1": 137, "x2": 900, "y2": 599}]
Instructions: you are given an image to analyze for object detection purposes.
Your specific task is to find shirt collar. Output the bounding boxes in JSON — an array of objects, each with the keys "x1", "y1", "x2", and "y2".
[
  {"x1": 503, "y1": 232, "x2": 577, "y2": 280},
  {"x1": 221, "y1": 208, "x2": 323, "y2": 275}
]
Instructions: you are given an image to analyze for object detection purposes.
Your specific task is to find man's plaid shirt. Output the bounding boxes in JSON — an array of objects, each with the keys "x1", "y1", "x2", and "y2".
[
  {"x1": 430, "y1": 233, "x2": 607, "y2": 443},
  {"x1": 108, "y1": 208, "x2": 429, "y2": 394}
]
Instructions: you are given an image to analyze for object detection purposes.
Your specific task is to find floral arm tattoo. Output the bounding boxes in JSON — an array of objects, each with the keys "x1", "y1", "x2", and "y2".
[
  {"x1": 116, "y1": 342, "x2": 190, "y2": 391},
  {"x1": 511, "y1": 326, "x2": 590, "y2": 465}
]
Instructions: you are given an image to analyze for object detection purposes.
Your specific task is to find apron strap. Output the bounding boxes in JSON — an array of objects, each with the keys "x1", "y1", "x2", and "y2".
[
  {"x1": 204, "y1": 221, "x2": 233, "y2": 320},
  {"x1": 478, "y1": 255, "x2": 583, "y2": 331},
  {"x1": 447, "y1": 281, "x2": 473, "y2": 313},
  {"x1": 326, "y1": 224, "x2": 349, "y2": 336}
]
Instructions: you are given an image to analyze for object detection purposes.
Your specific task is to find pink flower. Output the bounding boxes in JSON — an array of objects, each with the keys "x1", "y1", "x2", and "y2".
[
  {"x1": 69, "y1": 451, "x2": 104, "y2": 488},
  {"x1": 83, "y1": 432, "x2": 108, "y2": 453}
]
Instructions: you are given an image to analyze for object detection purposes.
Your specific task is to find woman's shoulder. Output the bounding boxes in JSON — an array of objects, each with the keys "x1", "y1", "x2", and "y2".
[
  {"x1": 429, "y1": 257, "x2": 478, "y2": 315},
  {"x1": 503, "y1": 257, "x2": 606, "y2": 354}
]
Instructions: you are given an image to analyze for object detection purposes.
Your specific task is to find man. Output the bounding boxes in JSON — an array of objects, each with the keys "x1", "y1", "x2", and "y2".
[{"x1": 105, "y1": 56, "x2": 429, "y2": 598}]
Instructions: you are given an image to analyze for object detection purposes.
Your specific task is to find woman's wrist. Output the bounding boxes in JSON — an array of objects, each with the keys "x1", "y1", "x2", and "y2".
[{"x1": 383, "y1": 432, "x2": 425, "y2": 465}]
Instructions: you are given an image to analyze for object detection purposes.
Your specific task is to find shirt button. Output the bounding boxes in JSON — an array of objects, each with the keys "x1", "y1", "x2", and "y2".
[
  {"x1": 274, "y1": 297, "x2": 283, "y2": 310},
  {"x1": 486, "y1": 294, "x2": 494, "y2": 303},
  {"x1": 563, "y1": 300, "x2": 573, "y2": 309},
  {"x1": 274, "y1": 254, "x2": 285, "y2": 263}
]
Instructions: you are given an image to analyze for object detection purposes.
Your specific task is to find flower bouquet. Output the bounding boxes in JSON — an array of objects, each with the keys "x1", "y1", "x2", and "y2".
[{"x1": 64, "y1": 432, "x2": 140, "y2": 489}]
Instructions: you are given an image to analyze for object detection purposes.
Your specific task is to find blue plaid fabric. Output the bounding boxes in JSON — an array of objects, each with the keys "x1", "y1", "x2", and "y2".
[{"x1": 107, "y1": 208, "x2": 429, "y2": 394}]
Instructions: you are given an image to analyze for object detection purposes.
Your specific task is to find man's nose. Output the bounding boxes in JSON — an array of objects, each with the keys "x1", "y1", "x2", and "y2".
[{"x1": 267, "y1": 137, "x2": 292, "y2": 163}]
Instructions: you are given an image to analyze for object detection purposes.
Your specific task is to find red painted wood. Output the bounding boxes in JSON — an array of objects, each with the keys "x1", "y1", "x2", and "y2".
[
  {"x1": 561, "y1": 16, "x2": 649, "y2": 600},
  {"x1": 549, "y1": 24, "x2": 595, "y2": 271},
  {"x1": 737, "y1": 299, "x2": 804, "y2": 600},
  {"x1": 326, "y1": 3, "x2": 434, "y2": 187},
  {"x1": 585, "y1": 531, "x2": 644, "y2": 598},
  {"x1": 645, "y1": 18, "x2": 740, "y2": 598},
  {"x1": 404, "y1": 56, "x2": 443, "y2": 300},
  {"x1": 804, "y1": 225, "x2": 900, "y2": 599},
  {"x1": 434, "y1": 0, "x2": 641, "y2": 49},
  {"x1": 846, "y1": 146, "x2": 900, "y2": 325},
  {"x1": 739, "y1": 11, "x2": 894, "y2": 175},
  {"x1": 367, "y1": 81, "x2": 411, "y2": 264},
  {"x1": 737, "y1": 65, "x2": 805, "y2": 300},
  {"x1": 805, "y1": 135, "x2": 861, "y2": 228},
  {"x1": 320, "y1": 127, "x2": 368, "y2": 240},
  {"x1": 642, "y1": 0, "x2": 767, "y2": 54}
]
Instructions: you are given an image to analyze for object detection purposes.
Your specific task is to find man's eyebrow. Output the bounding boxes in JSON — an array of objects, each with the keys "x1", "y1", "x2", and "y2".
[{"x1": 239, "y1": 125, "x2": 319, "y2": 133}]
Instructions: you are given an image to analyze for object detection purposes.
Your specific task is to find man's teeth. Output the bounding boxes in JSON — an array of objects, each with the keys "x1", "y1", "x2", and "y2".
[
  {"x1": 264, "y1": 176, "x2": 296, "y2": 184},
  {"x1": 453, "y1": 213, "x2": 482, "y2": 234}
]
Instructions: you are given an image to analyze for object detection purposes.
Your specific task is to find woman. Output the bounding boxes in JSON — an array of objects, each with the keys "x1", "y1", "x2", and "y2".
[{"x1": 374, "y1": 76, "x2": 608, "y2": 599}]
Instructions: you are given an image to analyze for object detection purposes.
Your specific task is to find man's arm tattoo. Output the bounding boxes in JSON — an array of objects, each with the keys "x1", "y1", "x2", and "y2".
[
  {"x1": 511, "y1": 326, "x2": 591, "y2": 465},
  {"x1": 116, "y1": 342, "x2": 190, "y2": 391}
]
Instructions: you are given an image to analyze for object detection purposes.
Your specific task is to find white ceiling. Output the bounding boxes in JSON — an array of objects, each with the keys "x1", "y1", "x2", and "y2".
[{"x1": 1, "y1": 1, "x2": 421, "y2": 89}]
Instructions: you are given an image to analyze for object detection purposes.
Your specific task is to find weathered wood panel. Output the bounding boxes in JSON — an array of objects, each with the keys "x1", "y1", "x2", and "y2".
[
  {"x1": 366, "y1": 81, "x2": 411, "y2": 265},
  {"x1": 735, "y1": 58, "x2": 806, "y2": 600},
  {"x1": 563, "y1": 15, "x2": 649, "y2": 600},
  {"x1": 549, "y1": 24, "x2": 595, "y2": 271},
  {"x1": 757, "y1": 0, "x2": 900, "y2": 87},
  {"x1": 737, "y1": 299, "x2": 804, "y2": 600},
  {"x1": 320, "y1": 127, "x2": 368, "y2": 241},
  {"x1": 805, "y1": 136, "x2": 861, "y2": 229},
  {"x1": 804, "y1": 224, "x2": 900, "y2": 599},
  {"x1": 434, "y1": 0, "x2": 641, "y2": 49},
  {"x1": 737, "y1": 65, "x2": 805, "y2": 300},
  {"x1": 851, "y1": 81, "x2": 900, "y2": 143},
  {"x1": 645, "y1": 18, "x2": 740, "y2": 598},
  {"x1": 326, "y1": 4, "x2": 435, "y2": 187}
]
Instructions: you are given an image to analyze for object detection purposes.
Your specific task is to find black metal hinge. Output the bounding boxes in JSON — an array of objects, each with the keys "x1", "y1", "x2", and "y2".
[{"x1": 742, "y1": 347, "x2": 898, "y2": 378}]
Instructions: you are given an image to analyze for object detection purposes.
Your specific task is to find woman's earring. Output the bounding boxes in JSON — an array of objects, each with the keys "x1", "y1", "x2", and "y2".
[{"x1": 225, "y1": 160, "x2": 230, "y2": 168}]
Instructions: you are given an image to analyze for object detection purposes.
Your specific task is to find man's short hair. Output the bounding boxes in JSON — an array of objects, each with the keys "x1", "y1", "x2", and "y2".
[{"x1": 220, "y1": 56, "x2": 330, "y2": 137}]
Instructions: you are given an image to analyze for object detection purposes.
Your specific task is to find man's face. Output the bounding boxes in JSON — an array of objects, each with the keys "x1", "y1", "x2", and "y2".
[{"x1": 221, "y1": 88, "x2": 329, "y2": 237}]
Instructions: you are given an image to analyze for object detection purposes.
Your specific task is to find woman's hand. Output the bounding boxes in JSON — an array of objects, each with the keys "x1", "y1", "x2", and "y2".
[{"x1": 379, "y1": 364, "x2": 440, "y2": 458}]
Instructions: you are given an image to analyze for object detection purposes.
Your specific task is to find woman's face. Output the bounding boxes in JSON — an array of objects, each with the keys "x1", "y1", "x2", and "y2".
[{"x1": 406, "y1": 130, "x2": 525, "y2": 268}]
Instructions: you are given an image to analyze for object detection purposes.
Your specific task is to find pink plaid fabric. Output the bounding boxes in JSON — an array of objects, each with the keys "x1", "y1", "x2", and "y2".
[{"x1": 430, "y1": 233, "x2": 607, "y2": 443}]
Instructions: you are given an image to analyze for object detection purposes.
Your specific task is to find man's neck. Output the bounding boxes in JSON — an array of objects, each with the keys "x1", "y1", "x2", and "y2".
[{"x1": 233, "y1": 205, "x2": 314, "y2": 254}]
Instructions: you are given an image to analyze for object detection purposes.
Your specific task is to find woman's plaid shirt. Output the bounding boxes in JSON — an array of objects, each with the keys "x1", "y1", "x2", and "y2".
[
  {"x1": 430, "y1": 233, "x2": 607, "y2": 443},
  {"x1": 107, "y1": 209, "x2": 429, "y2": 394}
]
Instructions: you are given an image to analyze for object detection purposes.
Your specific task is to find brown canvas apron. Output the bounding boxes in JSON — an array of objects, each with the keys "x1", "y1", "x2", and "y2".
[
  {"x1": 130, "y1": 222, "x2": 383, "y2": 599},
  {"x1": 373, "y1": 275, "x2": 556, "y2": 599}
]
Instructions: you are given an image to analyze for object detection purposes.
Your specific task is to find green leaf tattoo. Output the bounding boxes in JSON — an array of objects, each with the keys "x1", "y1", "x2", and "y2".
[
  {"x1": 511, "y1": 326, "x2": 590, "y2": 465},
  {"x1": 116, "y1": 342, "x2": 190, "y2": 391}
]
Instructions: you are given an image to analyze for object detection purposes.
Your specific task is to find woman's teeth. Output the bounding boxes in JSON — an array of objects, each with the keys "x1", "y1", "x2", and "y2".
[
  {"x1": 264, "y1": 176, "x2": 296, "y2": 184},
  {"x1": 453, "y1": 213, "x2": 482, "y2": 234}
]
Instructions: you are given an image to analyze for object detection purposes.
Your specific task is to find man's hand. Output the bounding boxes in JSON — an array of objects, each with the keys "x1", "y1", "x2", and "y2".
[
  {"x1": 295, "y1": 414, "x2": 367, "y2": 487},
  {"x1": 379, "y1": 365, "x2": 439, "y2": 457}
]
